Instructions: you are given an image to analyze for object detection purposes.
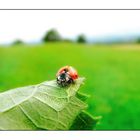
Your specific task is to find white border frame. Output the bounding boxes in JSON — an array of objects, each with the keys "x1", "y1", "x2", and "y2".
[{"x1": 0, "y1": 131, "x2": 140, "y2": 140}]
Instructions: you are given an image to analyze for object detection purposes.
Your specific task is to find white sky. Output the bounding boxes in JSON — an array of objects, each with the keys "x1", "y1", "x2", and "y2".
[{"x1": 0, "y1": 10, "x2": 140, "y2": 44}]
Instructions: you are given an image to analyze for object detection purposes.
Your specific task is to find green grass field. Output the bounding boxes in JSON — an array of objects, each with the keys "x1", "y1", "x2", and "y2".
[{"x1": 0, "y1": 42, "x2": 140, "y2": 130}]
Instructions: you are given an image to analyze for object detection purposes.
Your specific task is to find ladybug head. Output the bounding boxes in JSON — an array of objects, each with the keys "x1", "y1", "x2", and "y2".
[{"x1": 56, "y1": 66, "x2": 78, "y2": 87}]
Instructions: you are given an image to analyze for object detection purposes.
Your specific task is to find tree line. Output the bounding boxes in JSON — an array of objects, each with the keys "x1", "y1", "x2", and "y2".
[
  {"x1": 42, "y1": 29, "x2": 86, "y2": 43},
  {"x1": 13, "y1": 28, "x2": 140, "y2": 45},
  {"x1": 13, "y1": 29, "x2": 86, "y2": 45}
]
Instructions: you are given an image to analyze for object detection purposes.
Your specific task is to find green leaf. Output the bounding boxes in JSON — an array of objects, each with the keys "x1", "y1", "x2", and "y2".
[
  {"x1": 70, "y1": 111, "x2": 101, "y2": 130},
  {"x1": 0, "y1": 78, "x2": 89, "y2": 130},
  {"x1": 76, "y1": 92, "x2": 90, "y2": 102}
]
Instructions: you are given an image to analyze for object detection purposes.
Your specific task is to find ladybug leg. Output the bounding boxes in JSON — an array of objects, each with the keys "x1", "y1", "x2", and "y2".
[{"x1": 68, "y1": 78, "x2": 74, "y2": 84}]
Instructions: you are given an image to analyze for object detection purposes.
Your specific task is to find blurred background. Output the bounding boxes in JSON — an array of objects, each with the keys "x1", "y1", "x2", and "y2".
[{"x1": 0, "y1": 10, "x2": 140, "y2": 130}]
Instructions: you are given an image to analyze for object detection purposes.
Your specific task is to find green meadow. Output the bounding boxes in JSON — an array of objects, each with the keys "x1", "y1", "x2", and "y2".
[{"x1": 0, "y1": 42, "x2": 140, "y2": 130}]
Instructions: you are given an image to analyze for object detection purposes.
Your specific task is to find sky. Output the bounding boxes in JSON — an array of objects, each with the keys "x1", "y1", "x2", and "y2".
[{"x1": 0, "y1": 10, "x2": 140, "y2": 44}]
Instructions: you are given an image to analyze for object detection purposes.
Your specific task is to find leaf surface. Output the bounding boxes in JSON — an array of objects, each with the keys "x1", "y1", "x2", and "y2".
[{"x1": 0, "y1": 78, "x2": 87, "y2": 130}]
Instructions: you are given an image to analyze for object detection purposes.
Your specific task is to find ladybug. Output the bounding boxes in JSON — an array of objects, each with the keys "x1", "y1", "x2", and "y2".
[{"x1": 56, "y1": 66, "x2": 78, "y2": 87}]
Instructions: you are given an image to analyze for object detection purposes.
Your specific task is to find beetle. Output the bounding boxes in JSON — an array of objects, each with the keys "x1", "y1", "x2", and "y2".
[{"x1": 56, "y1": 66, "x2": 78, "y2": 87}]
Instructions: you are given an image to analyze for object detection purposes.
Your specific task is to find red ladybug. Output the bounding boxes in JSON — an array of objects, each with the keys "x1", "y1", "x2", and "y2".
[{"x1": 56, "y1": 66, "x2": 78, "y2": 87}]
